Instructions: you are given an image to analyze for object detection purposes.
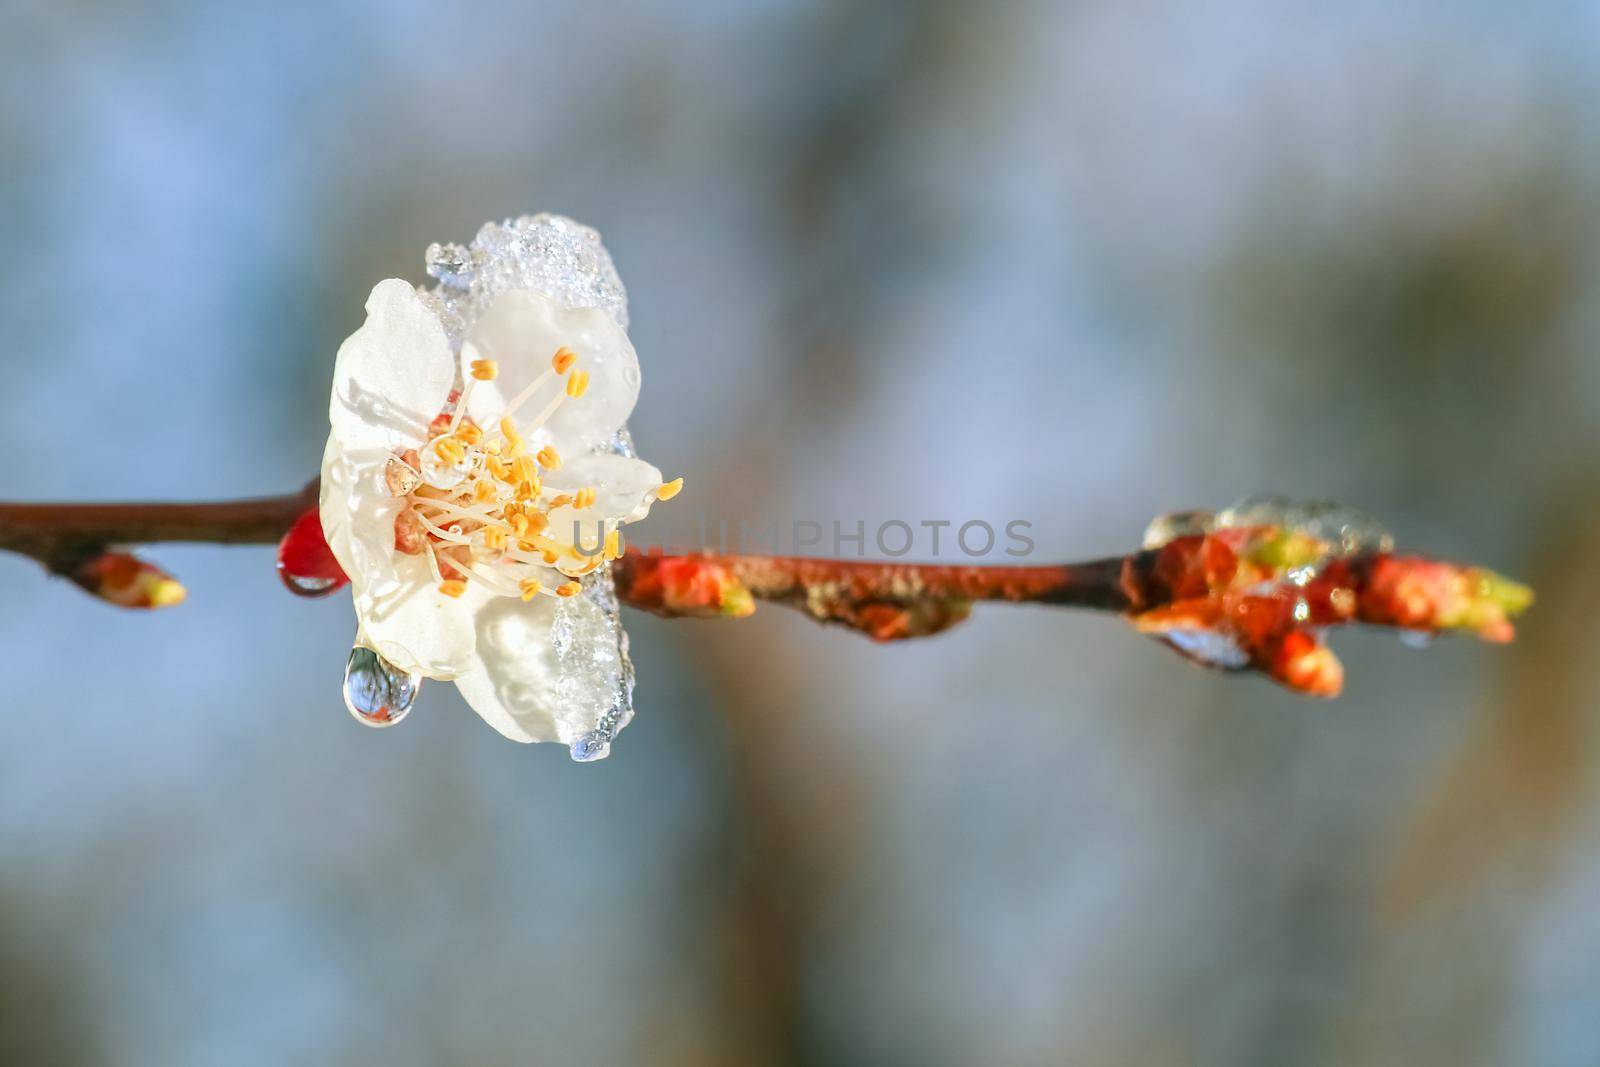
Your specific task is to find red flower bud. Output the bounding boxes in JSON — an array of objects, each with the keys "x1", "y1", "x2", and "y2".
[{"x1": 277, "y1": 506, "x2": 349, "y2": 597}]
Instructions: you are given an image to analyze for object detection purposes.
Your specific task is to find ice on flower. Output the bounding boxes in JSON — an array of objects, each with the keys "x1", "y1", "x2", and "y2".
[{"x1": 320, "y1": 215, "x2": 678, "y2": 755}]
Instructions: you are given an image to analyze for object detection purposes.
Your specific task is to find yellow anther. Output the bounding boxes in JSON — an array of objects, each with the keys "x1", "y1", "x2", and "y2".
[
  {"x1": 657, "y1": 477, "x2": 684, "y2": 501},
  {"x1": 500, "y1": 417, "x2": 524, "y2": 453},
  {"x1": 552, "y1": 347, "x2": 577, "y2": 374},
  {"x1": 484, "y1": 440, "x2": 502, "y2": 455},
  {"x1": 434, "y1": 437, "x2": 465, "y2": 464},
  {"x1": 519, "y1": 578, "x2": 544, "y2": 601},
  {"x1": 472, "y1": 479, "x2": 498, "y2": 503},
  {"x1": 524, "y1": 511, "x2": 549, "y2": 535},
  {"x1": 603, "y1": 529, "x2": 622, "y2": 561},
  {"x1": 470, "y1": 358, "x2": 499, "y2": 381},
  {"x1": 438, "y1": 579, "x2": 467, "y2": 598},
  {"x1": 556, "y1": 581, "x2": 581, "y2": 598},
  {"x1": 513, "y1": 455, "x2": 539, "y2": 484},
  {"x1": 482, "y1": 527, "x2": 507, "y2": 552},
  {"x1": 486, "y1": 456, "x2": 510, "y2": 480},
  {"x1": 515, "y1": 481, "x2": 538, "y2": 503},
  {"x1": 517, "y1": 539, "x2": 539, "y2": 552},
  {"x1": 456, "y1": 421, "x2": 482, "y2": 445},
  {"x1": 573, "y1": 487, "x2": 596, "y2": 510},
  {"x1": 549, "y1": 494, "x2": 573, "y2": 509},
  {"x1": 536, "y1": 446, "x2": 561, "y2": 470},
  {"x1": 510, "y1": 513, "x2": 529, "y2": 536},
  {"x1": 542, "y1": 550, "x2": 559, "y2": 565},
  {"x1": 565, "y1": 370, "x2": 590, "y2": 398}
]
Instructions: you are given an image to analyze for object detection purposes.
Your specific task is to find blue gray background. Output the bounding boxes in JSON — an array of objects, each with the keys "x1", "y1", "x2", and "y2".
[{"x1": 3, "y1": 2, "x2": 1599, "y2": 1064}]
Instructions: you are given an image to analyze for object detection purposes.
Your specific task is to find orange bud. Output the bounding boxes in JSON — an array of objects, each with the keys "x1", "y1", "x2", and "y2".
[{"x1": 72, "y1": 552, "x2": 187, "y2": 609}]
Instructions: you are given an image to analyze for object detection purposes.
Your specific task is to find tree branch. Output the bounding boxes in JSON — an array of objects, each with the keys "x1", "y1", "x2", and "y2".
[
  {"x1": 0, "y1": 482, "x2": 319, "y2": 570},
  {"x1": 0, "y1": 483, "x2": 1533, "y2": 696}
]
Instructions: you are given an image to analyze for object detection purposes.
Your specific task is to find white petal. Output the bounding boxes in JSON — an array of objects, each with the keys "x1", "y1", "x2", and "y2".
[
  {"x1": 543, "y1": 452, "x2": 662, "y2": 525},
  {"x1": 319, "y1": 436, "x2": 403, "y2": 600},
  {"x1": 329, "y1": 279, "x2": 455, "y2": 452},
  {"x1": 451, "y1": 592, "x2": 622, "y2": 744},
  {"x1": 462, "y1": 290, "x2": 640, "y2": 453},
  {"x1": 355, "y1": 553, "x2": 495, "y2": 679},
  {"x1": 541, "y1": 452, "x2": 662, "y2": 563}
]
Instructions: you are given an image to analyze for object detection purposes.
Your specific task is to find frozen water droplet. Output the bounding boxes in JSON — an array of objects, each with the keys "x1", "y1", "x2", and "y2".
[
  {"x1": 1157, "y1": 629, "x2": 1250, "y2": 669},
  {"x1": 569, "y1": 731, "x2": 612, "y2": 762},
  {"x1": 621, "y1": 365, "x2": 641, "y2": 390},
  {"x1": 425, "y1": 242, "x2": 475, "y2": 289},
  {"x1": 344, "y1": 646, "x2": 421, "y2": 728},
  {"x1": 1287, "y1": 565, "x2": 1318, "y2": 587},
  {"x1": 279, "y1": 569, "x2": 341, "y2": 597},
  {"x1": 1398, "y1": 630, "x2": 1435, "y2": 650},
  {"x1": 1216, "y1": 496, "x2": 1393, "y2": 555},
  {"x1": 419, "y1": 443, "x2": 473, "y2": 490},
  {"x1": 1142, "y1": 509, "x2": 1215, "y2": 549},
  {"x1": 1215, "y1": 494, "x2": 1303, "y2": 531},
  {"x1": 384, "y1": 457, "x2": 420, "y2": 497}
]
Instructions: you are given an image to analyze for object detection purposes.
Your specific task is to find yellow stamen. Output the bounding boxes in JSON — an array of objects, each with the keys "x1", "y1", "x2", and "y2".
[
  {"x1": 657, "y1": 477, "x2": 684, "y2": 501},
  {"x1": 486, "y1": 456, "x2": 510, "y2": 480},
  {"x1": 549, "y1": 494, "x2": 573, "y2": 509},
  {"x1": 542, "y1": 550, "x2": 559, "y2": 565},
  {"x1": 470, "y1": 359, "x2": 499, "y2": 381},
  {"x1": 519, "y1": 578, "x2": 545, "y2": 601},
  {"x1": 524, "y1": 511, "x2": 549, "y2": 535},
  {"x1": 438, "y1": 580, "x2": 467, "y2": 598},
  {"x1": 513, "y1": 455, "x2": 539, "y2": 484},
  {"x1": 556, "y1": 581, "x2": 581, "y2": 598},
  {"x1": 434, "y1": 438, "x2": 465, "y2": 464},
  {"x1": 573, "y1": 487, "x2": 596, "y2": 510},
  {"x1": 552, "y1": 347, "x2": 577, "y2": 374},
  {"x1": 472, "y1": 479, "x2": 497, "y2": 503},
  {"x1": 565, "y1": 370, "x2": 589, "y2": 398},
  {"x1": 456, "y1": 422, "x2": 482, "y2": 445},
  {"x1": 603, "y1": 529, "x2": 622, "y2": 561},
  {"x1": 537, "y1": 446, "x2": 561, "y2": 470},
  {"x1": 500, "y1": 417, "x2": 525, "y2": 456},
  {"x1": 482, "y1": 527, "x2": 507, "y2": 552},
  {"x1": 510, "y1": 513, "x2": 529, "y2": 536}
]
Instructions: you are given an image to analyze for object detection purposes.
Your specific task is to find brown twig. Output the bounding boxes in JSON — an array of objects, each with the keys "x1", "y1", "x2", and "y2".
[
  {"x1": 0, "y1": 482, "x2": 1132, "y2": 626},
  {"x1": 0, "y1": 483, "x2": 1533, "y2": 697},
  {"x1": 610, "y1": 551, "x2": 1134, "y2": 639},
  {"x1": 0, "y1": 482, "x2": 319, "y2": 571}
]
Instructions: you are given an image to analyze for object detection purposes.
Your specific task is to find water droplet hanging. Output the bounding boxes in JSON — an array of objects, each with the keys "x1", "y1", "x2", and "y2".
[{"x1": 343, "y1": 646, "x2": 421, "y2": 727}]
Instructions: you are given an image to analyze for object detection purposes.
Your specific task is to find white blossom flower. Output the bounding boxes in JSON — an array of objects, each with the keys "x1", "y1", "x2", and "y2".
[{"x1": 320, "y1": 275, "x2": 681, "y2": 745}]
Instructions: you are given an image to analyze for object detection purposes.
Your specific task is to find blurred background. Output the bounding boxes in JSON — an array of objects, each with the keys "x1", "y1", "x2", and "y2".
[{"x1": 3, "y1": 1, "x2": 1600, "y2": 1063}]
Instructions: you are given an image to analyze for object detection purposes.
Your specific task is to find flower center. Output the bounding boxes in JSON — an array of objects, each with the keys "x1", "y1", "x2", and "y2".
[{"x1": 384, "y1": 346, "x2": 624, "y2": 602}]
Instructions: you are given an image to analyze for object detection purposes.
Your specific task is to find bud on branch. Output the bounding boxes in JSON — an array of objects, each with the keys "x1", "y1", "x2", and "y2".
[{"x1": 0, "y1": 482, "x2": 1531, "y2": 698}]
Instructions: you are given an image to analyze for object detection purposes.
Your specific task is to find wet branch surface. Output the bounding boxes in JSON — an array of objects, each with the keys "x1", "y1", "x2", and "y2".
[
  {"x1": 0, "y1": 482, "x2": 1133, "y2": 620},
  {"x1": 0, "y1": 482, "x2": 1533, "y2": 696}
]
